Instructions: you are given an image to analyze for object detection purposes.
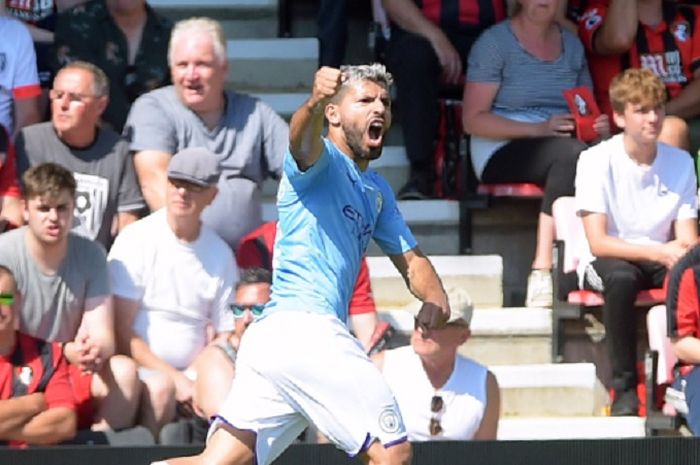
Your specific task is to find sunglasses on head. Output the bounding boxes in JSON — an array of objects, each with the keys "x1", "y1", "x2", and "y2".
[
  {"x1": 429, "y1": 395, "x2": 444, "y2": 436},
  {"x1": 0, "y1": 293, "x2": 14, "y2": 306},
  {"x1": 230, "y1": 303, "x2": 265, "y2": 317}
]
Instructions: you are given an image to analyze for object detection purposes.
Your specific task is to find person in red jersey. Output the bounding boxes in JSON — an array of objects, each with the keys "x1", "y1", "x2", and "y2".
[{"x1": 237, "y1": 220, "x2": 379, "y2": 350}]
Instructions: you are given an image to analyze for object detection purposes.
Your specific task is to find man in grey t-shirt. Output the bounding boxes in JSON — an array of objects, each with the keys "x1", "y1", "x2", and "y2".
[
  {"x1": 0, "y1": 163, "x2": 140, "y2": 431},
  {"x1": 15, "y1": 61, "x2": 145, "y2": 249},
  {"x1": 123, "y1": 17, "x2": 288, "y2": 249}
]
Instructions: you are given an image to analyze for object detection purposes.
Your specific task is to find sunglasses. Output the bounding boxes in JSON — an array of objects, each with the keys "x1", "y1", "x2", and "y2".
[
  {"x1": 429, "y1": 395, "x2": 444, "y2": 436},
  {"x1": 230, "y1": 303, "x2": 265, "y2": 318},
  {"x1": 0, "y1": 293, "x2": 14, "y2": 306}
]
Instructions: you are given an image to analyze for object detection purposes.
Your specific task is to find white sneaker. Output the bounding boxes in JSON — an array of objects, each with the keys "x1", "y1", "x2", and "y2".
[{"x1": 525, "y1": 269, "x2": 553, "y2": 308}]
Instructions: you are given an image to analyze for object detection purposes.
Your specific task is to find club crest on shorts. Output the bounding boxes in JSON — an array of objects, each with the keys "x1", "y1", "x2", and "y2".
[{"x1": 378, "y1": 408, "x2": 401, "y2": 434}]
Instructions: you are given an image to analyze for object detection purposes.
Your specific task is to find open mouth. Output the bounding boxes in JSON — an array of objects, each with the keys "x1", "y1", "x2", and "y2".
[{"x1": 368, "y1": 120, "x2": 385, "y2": 144}]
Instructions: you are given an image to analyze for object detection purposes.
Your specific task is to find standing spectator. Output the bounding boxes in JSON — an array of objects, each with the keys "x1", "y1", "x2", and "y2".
[
  {"x1": 575, "y1": 68, "x2": 698, "y2": 416},
  {"x1": 382, "y1": 0, "x2": 506, "y2": 199},
  {"x1": 0, "y1": 3, "x2": 41, "y2": 136},
  {"x1": 15, "y1": 61, "x2": 145, "y2": 249},
  {"x1": 463, "y1": 0, "x2": 609, "y2": 307},
  {"x1": 0, "y1": 265, "x2": 77, "y2": 446},
  {"x1": 193, "y1": 267, "x2": 270, "y2": 420},
  {"x1": 124, "y1": 17, "x2": 288, "y2": 250},
  {"x1": 236, "y1": 221, "x2": 379, "y2": 350},
  {"x1": 108, "y1": 147, "x2": 238, "y2": 437},
  {"x1": 318, "y1": 0, "x2": 347, "y2": 68},
  {"x1": 578, "y1": 0, "x2": 700, "y2": 149},
  {"x1": 0, "y1": 163, "x2": 141, "y2": 432},
  {"x1": 374, "y1": 288, "x2": 499, "y2": 441},
  {"x1": 0, "y1": 124, "x2": 22, "y2": 228},
  {"x1": 53, "y1": 0, "x2": 172, "y2": 132}
]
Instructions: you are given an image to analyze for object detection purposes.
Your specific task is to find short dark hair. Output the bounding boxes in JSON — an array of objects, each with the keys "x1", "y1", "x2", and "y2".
[
  {"x1": 236, "y1": 267, "x2": 272, "y2": 290},
  {"x1": 23, "y1": 163, "x2": 76, "y2": 200}
]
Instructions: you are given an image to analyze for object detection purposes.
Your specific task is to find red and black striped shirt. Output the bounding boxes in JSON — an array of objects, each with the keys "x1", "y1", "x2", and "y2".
[
  {"x1": 579, "y1": 1, "x2": 700, "y2": 119},
  {"x1": 414, "y1": 0, "x2": 507, "y2": 35},
  {"x1": 666, "y1": 244, "x2": 700, "y2": 375}
]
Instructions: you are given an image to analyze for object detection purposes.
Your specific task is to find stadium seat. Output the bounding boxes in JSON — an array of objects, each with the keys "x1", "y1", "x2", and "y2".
[
  {"x1": 645, "y1": 305, "x2": 684, "y2": 436},
  {"x1": 551, "y1": 197, "x2": 665, "y2": 362}
]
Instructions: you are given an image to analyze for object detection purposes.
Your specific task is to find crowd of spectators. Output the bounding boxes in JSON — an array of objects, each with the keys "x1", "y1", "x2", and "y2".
[{"x1": 2, "y1": 0, "x2": 700, "y2": 448}]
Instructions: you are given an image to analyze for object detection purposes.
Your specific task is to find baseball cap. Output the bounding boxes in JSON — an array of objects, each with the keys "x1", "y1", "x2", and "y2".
[
  {"x1": 407, "y1": 287, "x2": 473, "y2": 326},
  {"x1": 167, "y1": 147, "x2": 221, "y2": 187}
]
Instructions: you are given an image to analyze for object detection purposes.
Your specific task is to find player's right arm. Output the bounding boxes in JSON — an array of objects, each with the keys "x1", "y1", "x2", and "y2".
[
  {"x1": 389, "y1": 247, "x2": 450, "y2": 329},
  {"x1": 289, "y1": 67, "x2": 342, "y2": 171}
]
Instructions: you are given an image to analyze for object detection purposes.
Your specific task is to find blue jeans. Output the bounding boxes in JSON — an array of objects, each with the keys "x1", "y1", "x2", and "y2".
[{"x1": 673, "y1": 366, "x2": 700, "y2": 435}]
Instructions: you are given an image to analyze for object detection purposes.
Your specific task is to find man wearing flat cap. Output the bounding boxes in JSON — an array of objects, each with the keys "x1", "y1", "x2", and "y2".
[
  {"x1": 107, "y1": 147, "x2": 239, "y2": 438},
  {"x1": 373, "y1": 288, "x2": 501, "y2": 442}
]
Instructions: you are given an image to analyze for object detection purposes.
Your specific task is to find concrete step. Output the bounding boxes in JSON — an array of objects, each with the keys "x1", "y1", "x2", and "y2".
[
  {"x1": 228, "y1": 38, "x2": 318, "y2": 91},
  {"x1": 262, "y1": 199, "x2": 462, "y2": 255},
  {"x1": 150, "y1": 0, "x2": 278, "y2": 38},
  {"x1": 492, "y1": 363, "x2": 609, "y2": 417},
  {"x1": 366, "y1": 255, "x2": 502, "y2": 309},
  {"x1": 252, "y1": 92, "x2": 307, "y2": 119},
  {"x1": 378, "y1": 307, "x2": 552, "y2": 366},
  {"x1": 498, "y1": 416, "x2": 646, "y2": 440}
]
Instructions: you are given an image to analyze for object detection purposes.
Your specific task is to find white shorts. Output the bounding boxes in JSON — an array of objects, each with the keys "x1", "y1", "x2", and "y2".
[{"x1": 211, "y1": 310, "x2": 407, "y2": 465}]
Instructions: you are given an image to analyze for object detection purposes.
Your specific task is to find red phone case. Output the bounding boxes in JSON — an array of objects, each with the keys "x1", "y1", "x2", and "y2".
[{"x1": 563, "y1": 86, "x2": 601, "y2": 142}]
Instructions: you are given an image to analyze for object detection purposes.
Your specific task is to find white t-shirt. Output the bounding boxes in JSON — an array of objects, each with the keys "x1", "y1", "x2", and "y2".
[
  {"x1": 381, "y1": 345, "x2": 488, "y2": 441},
  {"x1": 0, "y1": 16, "x2": 40, "y2": 134},
  {"x1": 108, "y1": 209, "x2": 238, "y2": 370},
  {"x1": 574, "y1": 134, "x2": 698, "y2": 285}
]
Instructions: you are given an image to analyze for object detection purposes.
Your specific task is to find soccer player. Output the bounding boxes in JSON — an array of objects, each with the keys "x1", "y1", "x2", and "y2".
[{"x1": 154, "y1": 64, "x2": 451, "y2": 465}]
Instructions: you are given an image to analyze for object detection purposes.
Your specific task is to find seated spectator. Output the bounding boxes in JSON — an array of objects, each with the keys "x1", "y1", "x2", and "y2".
[
  {"x1": 53, "y1": 0, "x2": 172, "y2": 132},
  {"x1": 575, "y1": 68, "x2": 698, "y2": 416},
  {"x1": 0, "y1": 4, "x2": 42, "y2": 136},
  {"x1": 237, "y1": 221, "x2": 379, "y2": 349},
  {"x1": 193, "y1": 267, "x2": 270, "y2": 420},
  {"x1": 578, "y1": 0, "x2": 700, "y2": 150},
  {"x1": 0, "y1": 163, "x2": 141, "y2": 432},
  {"x1": 382, "y1": 0, "x2": 506, "y2": 199},
  {"x1": 373, "y1": 288, "x2": 499, "y2": 441},
  {"x1": 15, "y1": 61, "x2": 145, "y2": 249},
  {"x1": 0, "y1": 124, "x2": 22, "y2": 228},
  {"x1": 124, "y1": 17, "x2": 288, "y2": 250},
  {"x1": 108, "y1": 148, "x2": 238, "y2": 437},
  {"x1": 463, "y1": 0, "x2": 609, "y2": 307},
  {"x1": 666, "y1": 243, "x2": 700, "y2": 435},
  {"x1": 0, "y1": 265, "x2": 77, "y2": 446}
]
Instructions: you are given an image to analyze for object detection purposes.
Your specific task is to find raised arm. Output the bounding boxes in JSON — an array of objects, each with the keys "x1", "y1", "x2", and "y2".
[
  {"x1": 289, "y1": 67, "x2": 342, "y2": 171},
  {"x1": 389, "y1": 247, "x2": 449, "y2": 328}
]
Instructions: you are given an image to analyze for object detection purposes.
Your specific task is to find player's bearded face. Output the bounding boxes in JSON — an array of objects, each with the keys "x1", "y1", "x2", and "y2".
[{"x1": 340, "y1": 81, "x2": 391, "y2": 161}]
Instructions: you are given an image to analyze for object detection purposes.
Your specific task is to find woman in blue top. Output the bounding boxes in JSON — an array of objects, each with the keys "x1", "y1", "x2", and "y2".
[{"x1": 463, "y1": 0, "x2": 609, "y2": 308}]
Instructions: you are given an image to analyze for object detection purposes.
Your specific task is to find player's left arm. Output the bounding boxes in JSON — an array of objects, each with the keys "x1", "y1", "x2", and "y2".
[
  {"x1": 665, "y1": 68, "x2": 700, "y2": 119},
  {"x1": 389, "y1": 247, "x2": 450, "y2": 328}
]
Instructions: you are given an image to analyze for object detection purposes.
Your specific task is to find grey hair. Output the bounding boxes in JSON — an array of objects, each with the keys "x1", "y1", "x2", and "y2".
[
  {"x1": 168, "y1": 17, "x2": 227, "y2": 66},
  {"x1": 340, "y1": 63, "x2": 393, "y2": 89},
  {"x1": 56, "y1": 61, "x2": 110, "y2": 97}
]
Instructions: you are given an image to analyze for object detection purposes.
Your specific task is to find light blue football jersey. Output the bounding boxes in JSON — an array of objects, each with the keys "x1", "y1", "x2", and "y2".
[{"x1": 266, "y1": 138, "x2": 417, "y2": 323}]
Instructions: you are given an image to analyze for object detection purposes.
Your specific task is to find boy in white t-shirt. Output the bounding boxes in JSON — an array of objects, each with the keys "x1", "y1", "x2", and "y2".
[{"x1": 575, "y1": 68, "x2": 698, "y2": 417}]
